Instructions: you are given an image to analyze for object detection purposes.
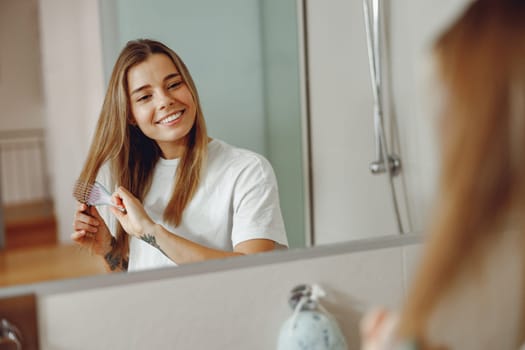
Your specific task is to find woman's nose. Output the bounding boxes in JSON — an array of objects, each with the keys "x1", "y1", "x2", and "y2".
[{"x1": 158, "y1": 90, "x2": 175, "y2": 110}]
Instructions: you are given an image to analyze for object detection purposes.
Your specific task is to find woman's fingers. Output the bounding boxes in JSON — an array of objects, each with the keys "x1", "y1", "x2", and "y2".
[
  {"x1": 72, "y1": 202, "x2": 113, "y2": 255},
  {"x1": 360, "y1": 308, "x2": 400, "y2": 350},
  {"x1": 77, "y1": 202, "x2": 87, "y2": 211},
  {"x1": 71, "y1": 230, "x2": 86, "y2": 241},
  {"x1": 74, "y1": 221, "x2": 98, "y2": 233},
  {"x1": 110, "y1": 186, "x2": 153, "y2": 237},
  {"x1": 109, "y1": 205, "x2": 125, "y2": 219},
  {"x1": 71, "y1": 230, "x2": 94, "y2": 243},
  {"x1": 361, "y1": 308, "x2": 389, "y2": 340},
  {"x1": 117, "y1": 186, "x2": 133, "y2": 197},
  {"x1": 112, "y1": 186, "x2": 141, "y2": 217},
  {"x1": 73, "y1": 212, "x2": 99, "y2": 232},
  {"x1": 114, "y1": 186, "x2": 139, "y2": 206}
]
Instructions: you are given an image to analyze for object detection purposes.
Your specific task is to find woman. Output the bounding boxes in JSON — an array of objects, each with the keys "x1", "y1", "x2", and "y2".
[
  {"x1": 72, "y1": 39, "x2": 288, "y2": 272},
  {"x1": 361, "y1": 0, "x2": 525, "y2": 349}
]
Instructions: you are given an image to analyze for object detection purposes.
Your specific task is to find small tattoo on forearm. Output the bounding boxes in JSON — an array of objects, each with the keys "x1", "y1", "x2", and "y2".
[{"x1": 140, "y1": 234, "x2": 168, "y2": 258}]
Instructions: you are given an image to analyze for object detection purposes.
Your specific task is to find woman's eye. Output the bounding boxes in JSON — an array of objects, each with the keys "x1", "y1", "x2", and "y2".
[
  {"x1": 168, "y1": 81, "x2": 182, "y2": 89},
  {"x1": 137, "y1": 94, "x2": 151, "y2": 102}
]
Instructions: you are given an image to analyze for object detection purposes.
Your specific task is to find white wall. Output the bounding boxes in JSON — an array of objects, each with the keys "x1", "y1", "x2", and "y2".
[
  {"x1": 0, "y1": 0, "x2": 49, "y2": 207},
  {"x1": 306, "y1": 0, "x2": 403, "y2": 244},
  {"x1": 388, "y1": 0, "x2": 471, "y2": 231},
  {"x1": 306, "y1": 0, "x2": 471, "y2": 244},
  {"x1": 0, "y1": 0, "x2": 45, "y2": 131},
  {"x1": 38, "y1": 0, "x2": 105, "y2": 243},
  {"x1": 0, "y1": 236, "x2": 423, "y2": 349}
]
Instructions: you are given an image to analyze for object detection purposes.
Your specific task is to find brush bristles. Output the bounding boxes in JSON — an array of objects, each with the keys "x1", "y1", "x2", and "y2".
[
  {"x1": 73, "y1": 180, "x2": 94, "y2": 204},
  {"x1": 73, "y1": 180, "x2": 111, "y2": 206}
]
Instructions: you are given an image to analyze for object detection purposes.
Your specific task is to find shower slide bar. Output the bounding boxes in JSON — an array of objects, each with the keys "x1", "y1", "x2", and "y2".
[
  {"x1": 362, "y1": 0, "x2": 401, "y2": 176},
  {"x1": 362, "y1": 0, "x2": 404, "y2": 233}
]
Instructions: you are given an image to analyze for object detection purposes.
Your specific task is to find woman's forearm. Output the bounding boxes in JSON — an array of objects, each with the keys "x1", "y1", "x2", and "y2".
[
  {"x1": 139, "y1": 223, "x2": 241, "y2": 264},
  {"x1": 140, "y1": 223, "x2": 274, "y2": 264}
]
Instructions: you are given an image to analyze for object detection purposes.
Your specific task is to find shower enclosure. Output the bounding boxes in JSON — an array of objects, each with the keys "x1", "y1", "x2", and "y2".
[{"x1": 304, "y1": 0, "x2": 465, "y2": 244}]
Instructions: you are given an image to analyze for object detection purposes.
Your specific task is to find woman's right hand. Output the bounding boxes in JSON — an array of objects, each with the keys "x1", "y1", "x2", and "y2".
[{"x1": 71, "y1": 203, "x2": 113, "y2": 256}]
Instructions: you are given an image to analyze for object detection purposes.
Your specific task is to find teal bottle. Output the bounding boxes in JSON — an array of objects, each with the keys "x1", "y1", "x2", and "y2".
[{"x1": 277, "y1": 284, "x2": 348, "y2": 350}]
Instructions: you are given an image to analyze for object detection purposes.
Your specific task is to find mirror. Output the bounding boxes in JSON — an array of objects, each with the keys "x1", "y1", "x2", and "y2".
[
  {"x1": 0, "y1": 0, "x2": 309, "y2": 287},
  {"x1": 0, "y1": 0, "x2": 462, "y2": 289},
  {"x1": 97, "y1": 0, "x2": 309, "y2": 248}
]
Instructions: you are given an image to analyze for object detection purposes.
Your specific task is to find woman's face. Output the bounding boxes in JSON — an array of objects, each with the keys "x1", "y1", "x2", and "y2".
[{"x1": 127, "y1": 53, "x2": 197, "y2": 159}]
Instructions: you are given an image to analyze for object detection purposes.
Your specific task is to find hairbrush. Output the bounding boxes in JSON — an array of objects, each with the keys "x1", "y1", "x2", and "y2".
[{"x1": 73, "y1": 180, "x2": 126, "y2": 212}]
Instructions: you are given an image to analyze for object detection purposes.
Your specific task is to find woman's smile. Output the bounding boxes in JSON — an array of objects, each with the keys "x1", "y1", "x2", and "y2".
[{"x1": 156, "y1": 110, "x2": 184, "y2": 125}]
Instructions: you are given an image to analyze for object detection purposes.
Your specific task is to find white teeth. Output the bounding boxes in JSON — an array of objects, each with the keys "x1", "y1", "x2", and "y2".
[{"x1": 159, "y1": 111, "x2": 182, "y2": 124}]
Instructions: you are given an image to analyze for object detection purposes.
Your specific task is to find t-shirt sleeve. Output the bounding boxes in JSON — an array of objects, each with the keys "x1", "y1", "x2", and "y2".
[{"x1": 230, "y1": 155, "x2": 288, "y2": 248}]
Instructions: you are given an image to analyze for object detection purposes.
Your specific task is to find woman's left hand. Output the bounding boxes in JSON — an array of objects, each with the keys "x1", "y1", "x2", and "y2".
[{"x1": 110, "y1": 186, "x2": 155, "y2": 238}]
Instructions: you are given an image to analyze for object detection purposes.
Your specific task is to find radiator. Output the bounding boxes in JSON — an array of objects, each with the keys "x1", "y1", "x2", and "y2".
[{"x1": 0, "y1": 129, "x2": 50, "y2": 205}]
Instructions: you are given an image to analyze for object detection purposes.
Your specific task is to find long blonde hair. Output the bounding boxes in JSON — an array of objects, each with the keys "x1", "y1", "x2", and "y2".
[
  {"x1": 78, "y1": 39, "x2": 208, "y2": 261},
  {"x1": 398, "y1": 0, "x2": 525, "y2": 345}
]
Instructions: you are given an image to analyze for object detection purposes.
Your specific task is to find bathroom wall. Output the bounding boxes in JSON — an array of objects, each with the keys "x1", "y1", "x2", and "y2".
[
  {"x1": 0, "y1": 0, "x2": 45, "y2": 132},
  {"x1": 0, "y1": 236, "x2": 423, "y2": 349},
  {"x1": 0, "y1": 0, "x2": 49, "y2": 209},
  {"x1": 306, "y1": 0, "x2": 471, "y2": 244},
  {"x1": 388, "y1": 0, "x2": 471, "y2": 232},
  {"x1": 37, "y1": 0, "x2": 105, "y2": 243}
]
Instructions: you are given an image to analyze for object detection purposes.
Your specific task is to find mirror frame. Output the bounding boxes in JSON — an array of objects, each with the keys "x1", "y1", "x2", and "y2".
[{"x1": 0, "y1": 234, "x2": 422, "y2": 299}]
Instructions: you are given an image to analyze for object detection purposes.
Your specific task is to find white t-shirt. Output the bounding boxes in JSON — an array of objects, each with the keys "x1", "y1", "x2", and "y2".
[{"x1": 97, "y1": 139, "x2": 288, "y2": 271}]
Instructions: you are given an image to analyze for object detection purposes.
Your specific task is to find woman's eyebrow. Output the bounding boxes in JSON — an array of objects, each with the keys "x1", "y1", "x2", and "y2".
[
  {"x1": 130, "y1": 73, "x2": 181, "y2": 96},
  {"x1": 130, "y1": 85, "x2": 150, "y2": 96},
  {"x1": 164, "y1": 73, "x2": 180, "y2": 81}
]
